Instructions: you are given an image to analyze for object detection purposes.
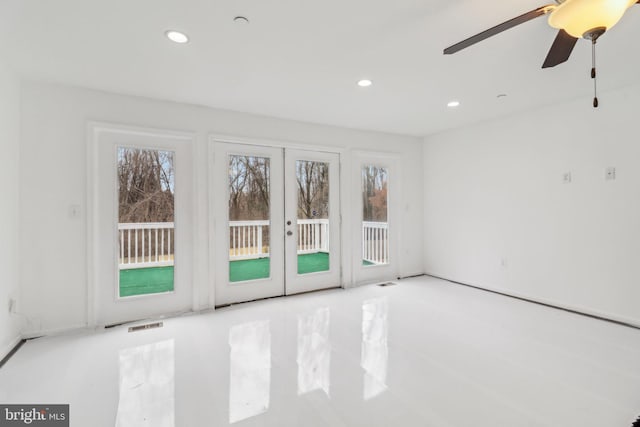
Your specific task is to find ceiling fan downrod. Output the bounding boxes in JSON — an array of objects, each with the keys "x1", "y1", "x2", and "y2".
[
  {"x1": 592, "y1": 39, "x2": 598, "y2": 108},
  {"x1": 586, "y1": 27, "x2": 605, "y2": 108}
]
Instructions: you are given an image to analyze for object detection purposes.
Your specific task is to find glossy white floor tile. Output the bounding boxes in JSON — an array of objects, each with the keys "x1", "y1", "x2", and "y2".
[{"x1": 2, "y1": 276, "x2": 640, "y2": 426}]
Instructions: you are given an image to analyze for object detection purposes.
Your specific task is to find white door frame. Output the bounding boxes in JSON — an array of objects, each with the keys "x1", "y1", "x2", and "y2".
[
  {"x1": 208, "y1": 134, "x2": 346, "y2": 307},
  {"x1": 87, "y1": 122, "x2": 196, "y2": 326},
  {"x1": 351, "y1": 150, "x2": 401, "y2": 286}
]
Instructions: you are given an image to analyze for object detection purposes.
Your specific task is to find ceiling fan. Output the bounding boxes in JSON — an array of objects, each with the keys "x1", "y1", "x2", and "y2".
[{"x1": 443, "y1": 0, "x2": 640, "y2": 107}]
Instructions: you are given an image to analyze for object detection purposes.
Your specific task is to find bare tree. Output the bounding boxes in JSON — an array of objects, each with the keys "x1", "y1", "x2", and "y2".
[
  {"x1": 228, "y1": 155, "x2": 248, "y2": 220},
  {"x1": 362, "y1": 166, "x2": 387, "y2": 222},
  {"x1": 296, "y1": 160, "x2": 329, "y2": 219},
  {"x1": 118, "y1": 148, "x2": 174, "y2": 223},
  {"x1": 227, "y1": 156, "x2": 331, "y2": 221},
  {"x1": 228, "y1": 155, "x2": 271, "y2": 221}
]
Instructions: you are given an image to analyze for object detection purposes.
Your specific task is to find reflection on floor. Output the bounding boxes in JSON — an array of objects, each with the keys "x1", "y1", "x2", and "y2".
[
  {"x1": 116, "y1": 339, "x2": 174, "y2": 427},
  {"x1": 229, "y1": 320, "x2": 271, "y2": 423},
  {"x1": 361, "y1": 298, "x2": 388, "y2": 400},
  {"x1": 2, "y1": 276, "x2": 640, "y2": 426},
  {"x1": 297, "y1": 307, "x2": 331, "y2": 397}
]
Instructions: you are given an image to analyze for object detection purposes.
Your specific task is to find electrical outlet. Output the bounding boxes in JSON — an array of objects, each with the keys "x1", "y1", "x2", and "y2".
[
  {"x1": 562, "y1": 172, "x2": 572, "y2": 184},
  {"x1": 69, "y1": 204, "x2": 81, "y2": 219},
  {"x1": 605, "y1": 167, "x2": 616, "y2": 181}
]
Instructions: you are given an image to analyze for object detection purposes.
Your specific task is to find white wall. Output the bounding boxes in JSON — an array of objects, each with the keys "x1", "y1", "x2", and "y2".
[
  {"x1": 424, "y1": 84, "x2": 640, "y2": 326},
  {"x1": 0, "y1": 61, "x2": 21, "y2": 357},
  {"x1": 20, "y1": 81, "x2": 424, "y2": 335}
]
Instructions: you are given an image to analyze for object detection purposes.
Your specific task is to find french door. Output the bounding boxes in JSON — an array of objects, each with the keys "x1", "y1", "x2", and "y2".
[{"x1": 213, "y1": 142, "x2": 341, "y2": 306}]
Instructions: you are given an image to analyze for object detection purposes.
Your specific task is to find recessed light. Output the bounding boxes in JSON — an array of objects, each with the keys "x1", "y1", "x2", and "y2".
[
  {"x1": 357, "y1": 79, "x2": 373, "y2": 87},
  {"x1": 165, "y1": 30, "x2": 189, "y2": 44},
  {"x1": 234, "y1": 16, "x2": 250, "y2": 24},
  {"x1": 447, "y1": 100, "x2": 460, "y2": 108}
]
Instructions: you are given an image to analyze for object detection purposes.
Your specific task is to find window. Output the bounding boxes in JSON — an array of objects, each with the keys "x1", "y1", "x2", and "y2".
[
  {"x1": 228, "y1": 155, "x2": 271, "y2": 282},
  {"x1": 362, "y1": 165, "x2": 389, "y2": 266},
  {"x1": 117, "y1": 147, "x2": 175, "y2": 297}
]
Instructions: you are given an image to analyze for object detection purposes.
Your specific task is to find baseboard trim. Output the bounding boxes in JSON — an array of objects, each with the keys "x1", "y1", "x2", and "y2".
[
  {"x1": 425, "y1": 273, "x2": 640, "y2": 331},
  {"x1": 398, "y1": 272, "x2": 426, "y2": 280},
  {"x1": 0, "y1": 337, "x2": 26, "y2": 369},
  {"x1": 21, "y1": 323, "x2": 95, "y2": 340}
]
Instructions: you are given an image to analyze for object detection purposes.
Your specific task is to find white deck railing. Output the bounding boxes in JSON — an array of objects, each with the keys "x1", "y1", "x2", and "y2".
[
  {"x1": 297, "y1": 219, "x2": 329, "y2": 254},
  {"x1": 362, "y1": 221, "x2": 389, "y2": 265},
  {"x1": 118, "y1": 219, "x2": 389, "y2": 268},
  {"x1": 229, "y1": 220, "x2": 270, "y2": 260},
  {"x1": 118, "y1": 222, "x2": 174, "y2": 270},
  {"x1": 229, "y1": 219, "x2": 330, "y2": 260}
]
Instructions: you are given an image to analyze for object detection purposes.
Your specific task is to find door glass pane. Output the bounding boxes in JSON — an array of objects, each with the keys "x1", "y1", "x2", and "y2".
[
  {"x1": 228, "y1": 155, "x2": 271, "y2": 282},
  {"x1": 362, "y1": 166, "x2": 389, "y2": 266},
  {"x1": 296, "y1": 160, "x2": 330, "y2": 274},
  {"x1": 117, "y1": 147, "x2": 175, "y2": 297}
]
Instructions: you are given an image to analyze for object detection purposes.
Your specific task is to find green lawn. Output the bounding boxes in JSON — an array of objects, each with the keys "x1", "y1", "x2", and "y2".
[
  {"x1": 119, "y1": 253, "x2": 372, "y2": 296},
  {"x1": 229, "y1": 252, "x2": 330, "y2": 282},
  {"x1": 119, "y1": 266, "x2": 174, "y2": 297},
  {"x1": 229, "y1": 257, "x2": 271, "y2": 282},
  {"x1": 298, "y1": 252, "x2": 330, "y2": 275}
]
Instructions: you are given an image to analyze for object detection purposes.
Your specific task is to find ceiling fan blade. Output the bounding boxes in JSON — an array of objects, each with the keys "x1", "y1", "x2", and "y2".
[
  {"x1": 541, "y1": 29, "x2": 578, "y2": 68},
  {"x1": 443, "y1": 5, "x2": 552, "y2": 55}
]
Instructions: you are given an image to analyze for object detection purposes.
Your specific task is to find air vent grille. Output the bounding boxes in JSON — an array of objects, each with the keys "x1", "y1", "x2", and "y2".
[{"x1": 128, "y1": 322, "x2": 163, "y2": 332}]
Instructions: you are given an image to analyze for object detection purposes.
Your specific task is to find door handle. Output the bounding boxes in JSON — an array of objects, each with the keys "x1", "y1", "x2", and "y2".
[{"x1": 287, "y1": 230, "x2": 293, "y2": 236}]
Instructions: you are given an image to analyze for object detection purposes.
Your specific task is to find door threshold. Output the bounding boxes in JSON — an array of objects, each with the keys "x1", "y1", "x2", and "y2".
[{"x1": 215, "y1": 286, "x2": 342, "y2": 309}]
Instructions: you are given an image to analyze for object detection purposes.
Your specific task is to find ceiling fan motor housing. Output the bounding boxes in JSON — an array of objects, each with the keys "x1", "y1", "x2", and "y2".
[
  {"x1": 584, "y1": 26, "x2": 606, "y2": 41},
  {"x1": 548, "y1": 0, "x2": 637, "y2": 38}
]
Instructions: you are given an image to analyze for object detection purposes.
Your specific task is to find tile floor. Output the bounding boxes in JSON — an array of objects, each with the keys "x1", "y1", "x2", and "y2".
[{"x1": 1, "y1": 276, "x2": 640, "y2": 426}]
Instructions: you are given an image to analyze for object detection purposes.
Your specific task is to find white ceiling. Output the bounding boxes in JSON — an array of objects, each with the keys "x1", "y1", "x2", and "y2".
[{"x1": 1, "y1": 0, "x2": 639, "y2": 136}]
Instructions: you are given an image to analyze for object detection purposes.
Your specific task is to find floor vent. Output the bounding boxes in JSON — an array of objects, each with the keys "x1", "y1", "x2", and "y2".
[
  {"x1": 378, "y1": 282, "x2": 397, "y2": 287},
  {"x1": 128, "y1": 322, "x2": 163, "y2": 333}
]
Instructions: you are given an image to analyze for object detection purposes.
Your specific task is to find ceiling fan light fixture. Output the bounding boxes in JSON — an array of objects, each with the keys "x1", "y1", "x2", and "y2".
[{"x1": 548, "y1": 0, "x2": 636, "y2": 38}]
